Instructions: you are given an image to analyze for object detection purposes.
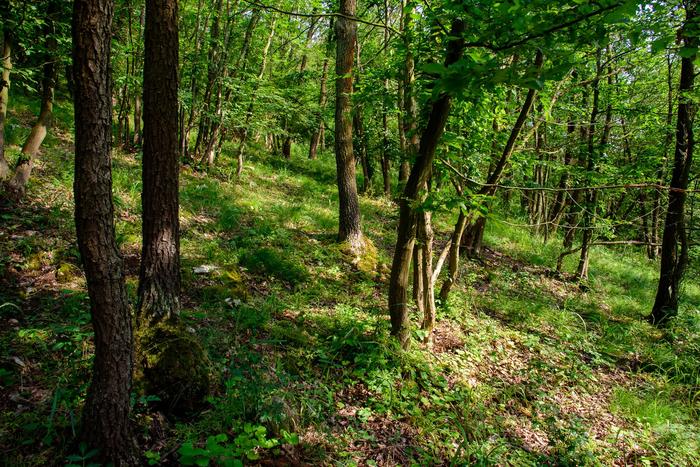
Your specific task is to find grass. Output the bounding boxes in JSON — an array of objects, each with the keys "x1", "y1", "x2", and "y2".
[{"x1": 1, "y1": 96, "x2": 700, "y2": 465}]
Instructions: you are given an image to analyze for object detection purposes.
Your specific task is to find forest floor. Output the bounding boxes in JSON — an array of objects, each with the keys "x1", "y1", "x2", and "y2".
[{"x1": 1, "y1": 98, "x2": 700, "y2": 466}]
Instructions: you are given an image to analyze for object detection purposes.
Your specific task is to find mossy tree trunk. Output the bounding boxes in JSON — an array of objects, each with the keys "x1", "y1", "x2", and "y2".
[
  {"x1": 73, "y1": 0, "x2": 137, "y2": 463},
  {"x1": 335, "y1": 0, "x2": 365, "y2": 254}
]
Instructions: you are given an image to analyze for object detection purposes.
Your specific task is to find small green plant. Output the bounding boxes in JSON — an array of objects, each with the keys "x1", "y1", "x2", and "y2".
[
  {"x1": 65, "y1": 442, "x2": 100, "y2": 467},
  {"x1": 178, "y1": 424, "x2": 297, "y2": 466}
]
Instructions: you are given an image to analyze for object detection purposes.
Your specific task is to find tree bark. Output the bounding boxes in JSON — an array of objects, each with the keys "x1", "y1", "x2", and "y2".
[
  {"x1": 651, "y1": 1, "x2": 697, "y2": 325},
  {"x1": 73, "y1": 0, "x2": 137, "y2": 463},
  {"x1": 0, "y1": 29, "x2": 12, "y2": 180},
  {"x1": 335, "y1": 0, "x2": 364, "y2": 252},
  {"x1": 388, "y1": 19, "x2": 465, "y2": 349},
  {"x1": 138, "y1": 0, "x2": 181, "y2": 323}
]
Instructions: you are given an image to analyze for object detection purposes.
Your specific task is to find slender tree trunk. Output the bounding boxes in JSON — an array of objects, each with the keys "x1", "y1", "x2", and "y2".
[
  {"x1": 651, "y1": 55, "x2": 676, "y2": 260},
  {"x1": 138, "y1": 0, "x2": 180, "y2": 322},
  {"x1": 380, "y1": 0, "x2": 391, "y2": 195},
  {"x1": 0, "y1": 29, "x2": 12, "y2": 180},
  {"x1": 651, "y1": 2, "x2": 697, "y2": 324},
  {"x1": 6, "y1": 14, "x2": 57, "y2": 199},
  {"x1": 309, "y1": 57, "x2": 329, "y2": 160},
  {"x1": 335, "y1": 0, "x2": 364, "y2": 252},
  {"x1": 577, "y1": 50, "x2": 612, "y2": 281},
  {"x1": 73, "y1": 0, "x2": 137, "y2": 463},
  {"x1": 236, "y1": 15, "x2": 275, "y2": 176},
  {"x1": 439, "y1": 210, "x2": 469, "y2": 301},
  {"x1": 419, "y1": 210, "x2": 436, "y2": 343},
  {"x1": 461, "y1": 51, "x2": 544, "y2": 257},
  {"x1": 389, "y1": 19, "x2": 465, "y2": 349},
  {"x1": 398, "y1": 0, "x2": 418, "y2": 187}
]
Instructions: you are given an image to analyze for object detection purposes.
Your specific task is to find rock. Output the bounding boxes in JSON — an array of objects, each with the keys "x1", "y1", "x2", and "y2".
[
  {"x1": 135, "y1": 320, "x2": 212, "y2": 416},
  {"x1": 193, "y1": 264, "x2": 220, "y2": 275}
]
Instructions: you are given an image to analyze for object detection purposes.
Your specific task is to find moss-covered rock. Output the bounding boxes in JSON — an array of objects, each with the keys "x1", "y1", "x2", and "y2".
[{"x1": 135, "y1": 320, "x2": 212, "y2": 416}]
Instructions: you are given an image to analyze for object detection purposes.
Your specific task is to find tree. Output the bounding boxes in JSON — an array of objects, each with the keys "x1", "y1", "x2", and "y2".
[
  {"x1": 334, "y1": 0, "x2": 364, "y2": 254},
  {"x1": 0, "y1": 27, "x2": 12, "y2": 180},
  {"x1": 388, "y1": 18, "x2": 466, "y2": 349},
  {"x1": 138, "y1": 0, "x2": 181, "y2": 322},
  {"x1": 72, "y1": 0, "x2": 137, "y2": 462},
  {"x1": 650, "y1": 0, "x2": 697, "y2": 325},
  {"x1": 5, "y1": 0, "x2": 59, "y2": 198}
]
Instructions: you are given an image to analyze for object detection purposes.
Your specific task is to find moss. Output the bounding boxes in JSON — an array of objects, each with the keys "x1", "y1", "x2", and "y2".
[
  {"x1": 135, "y1": 320, "x2": 212, "y2": 416},
  {"x1": 55, "y1": 262, "x2": 80, "y2": 283},
  {"x1": 337, "y1": 237, "x2": 379, "y2": 277}
]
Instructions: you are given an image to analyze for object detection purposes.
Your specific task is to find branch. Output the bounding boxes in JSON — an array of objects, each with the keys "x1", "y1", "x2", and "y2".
[
  {"x1": 465, "y1": 2, "x2": 623, "y2": 52},
  {"x1": 242, "y1": 0, "x2": 402, "y2": 35}
]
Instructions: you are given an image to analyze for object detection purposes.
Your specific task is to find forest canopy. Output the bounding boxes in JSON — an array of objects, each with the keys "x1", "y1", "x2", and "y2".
[{"x1": 1, "y1": 0, "x2": 699, "y2": 465}]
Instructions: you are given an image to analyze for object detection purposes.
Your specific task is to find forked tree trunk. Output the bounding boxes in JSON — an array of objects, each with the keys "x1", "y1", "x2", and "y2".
[
  {"x1": 335, "y1": 0, "x2": 364, "y2": 252},
  {"x1": 388, "y1": 19, "x2": 465, "y2": 349},
  {"x1": 138, "y1": 0, "x2": 181, "y2": 323},
  {"x1": 0, "y1": 29, "x2": 12, "y2": 180},
  {"x1": 651, "y1": 2, "x2": 697, "y2": 325},
  {"x1": 73, "y1": 0, "x2": 137, "y2": 463}
]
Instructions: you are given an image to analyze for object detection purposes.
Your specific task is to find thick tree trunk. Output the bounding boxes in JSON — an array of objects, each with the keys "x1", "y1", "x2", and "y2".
[
  {"x1": 335, "y1": 0, "x2": 364, "y2": 252},
  {"x1": 73, "y1": 0, "x2": 137, "y2": 463},
  {"x1": 138, "y1": 0, "x2": 180, "y2": 323},
  {"x1": 0, "y1": 29, "x2": 12, "y2": 180},
  {"x1": 651, "y1": 3, "x2": 696, "y2": 324},
  {"x1": 388, "y1": 19, "x2": 465, "y2": 349}
]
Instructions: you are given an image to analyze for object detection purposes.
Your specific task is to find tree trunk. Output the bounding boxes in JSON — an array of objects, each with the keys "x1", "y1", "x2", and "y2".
[
  {"x1": 388, "y1": 19, "x2": 465, "y2": 349},
  {"x1": 651, "y1": 54, "x2": 676, "y2": 260},
  {"x1": 651, "y1": 2, "x2": 697, "y2": 324},
  {"x1": 380, "y1": 0, "x2": 391, "y2": 196},
  {"x1": 236, "y1": 15, "x2": 275, "y2": 176},
  {"x1": 309, "y1": 57, "x2": 329, "y2": 160},
  {"x1": 461, "y1": 51, "x2": 544, "y2": 257},
  {"x1": 398, "y1": 0, "x2": 418, "y2": 187},
  {"x1": 335, "y1": 0, "x2": 364, "y2": 253},
  {"x1": 0, "y1": 29, "x2": 12, "y2": 180},
  {"x1": 419, "y1": 210, "x2": 436, "y2": 343},
  {"x1": 138, "y1": 0, "x2": 180, "y2": 323},
  {"x1": 439, "y1": 210, "x2": 469, "y2": 301},
  {"x1": 6, "y1": 5, "x2": 58, "y2": 198},
  {"x1": 73, "y1": 0, "x2": 137, "y2": 463},
  {"x1": 577, "y1": 49, "x2": 612, "y2": 281}
]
